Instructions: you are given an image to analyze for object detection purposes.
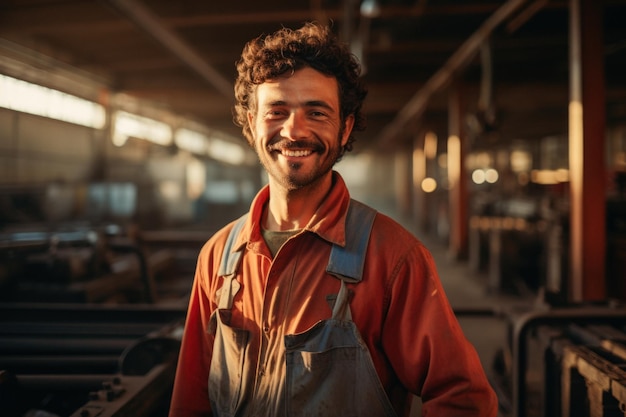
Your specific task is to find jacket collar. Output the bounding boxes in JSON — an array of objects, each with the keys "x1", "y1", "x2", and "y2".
[{"x1": 238, "y1": 171, "x2": 352, "y2": 255}]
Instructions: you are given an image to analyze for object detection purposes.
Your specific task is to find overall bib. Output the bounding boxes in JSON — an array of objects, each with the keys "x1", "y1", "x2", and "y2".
[{"x1": 208, "y1": 201, "x2": 399, "y2": 417}]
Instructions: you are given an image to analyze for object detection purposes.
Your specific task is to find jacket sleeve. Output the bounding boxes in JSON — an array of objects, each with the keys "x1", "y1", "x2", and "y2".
[
  {"x1": 383, "y1": 243, "x2": 498, "y2": 417},
  {"x1": 169, "y1": 244, "x2": 216, "y2": 417}
]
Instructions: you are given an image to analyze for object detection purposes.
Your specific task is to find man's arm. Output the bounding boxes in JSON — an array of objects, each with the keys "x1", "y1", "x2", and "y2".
[
  {"x1": 169, "y1": 251, "x2": 215, "y2": 417},
  {"x1": 383, "y1": 244, "x2": 498, "y2": 416}
]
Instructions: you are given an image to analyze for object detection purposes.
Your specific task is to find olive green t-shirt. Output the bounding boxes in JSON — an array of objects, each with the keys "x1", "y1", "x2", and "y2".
[{"x1": 261, "y1": 228, "x2": 300, "y2": 257}]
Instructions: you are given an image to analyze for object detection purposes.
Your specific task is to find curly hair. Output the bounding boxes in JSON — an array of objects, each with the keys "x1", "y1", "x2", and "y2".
[{"x1": 233, "y1": 22, "x2": 367, "y2": 156}]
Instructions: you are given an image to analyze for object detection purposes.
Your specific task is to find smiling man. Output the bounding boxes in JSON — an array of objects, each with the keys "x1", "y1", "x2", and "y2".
[
  {"x1": 249, "y1": 66, "x2": 354, "y2": 230},
  {"x1": 252, "y1": 68, "x2": 349, "y2": 187},
  {"x1": 169, "y1": 23, "x2": 498, "y2": 417}
]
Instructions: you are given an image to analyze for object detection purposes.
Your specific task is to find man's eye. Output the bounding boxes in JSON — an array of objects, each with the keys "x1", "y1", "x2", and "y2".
[{"x1": 266, "y1": 110, "x2": 285, "y2": 118}]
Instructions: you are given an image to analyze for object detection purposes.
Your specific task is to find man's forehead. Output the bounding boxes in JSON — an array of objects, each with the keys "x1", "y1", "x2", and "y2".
[{"x1": 255, "y1": 68, "x2": 340, "y2": 106}]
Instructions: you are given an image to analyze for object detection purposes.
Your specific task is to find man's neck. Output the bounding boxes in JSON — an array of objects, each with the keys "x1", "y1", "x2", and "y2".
[{"x1": 264, "y1": 174, "x2": 333, "y2": 231}]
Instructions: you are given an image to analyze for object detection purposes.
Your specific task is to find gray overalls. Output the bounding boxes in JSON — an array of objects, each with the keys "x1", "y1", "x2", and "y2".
[{"x1": 208, "y1": 200, "x2": 399, "y2": 417}]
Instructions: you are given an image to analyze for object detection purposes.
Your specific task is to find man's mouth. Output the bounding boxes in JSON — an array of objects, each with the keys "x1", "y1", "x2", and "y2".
[
  {"x1": 281, "y1": 149, "x2": 313, "y2": 157},
  {"x1": 269, "y1": 140, "x2": 323, "y2": 157}
]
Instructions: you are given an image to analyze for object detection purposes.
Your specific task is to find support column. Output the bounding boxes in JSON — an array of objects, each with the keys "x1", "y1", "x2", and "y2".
[
  {"x1": 412, "y1": 132, "x2": 427, "y2": 235},
  {"x1": 448, "y1": 82, "x2": 469, "y2": 260},
  {"x1": 568, "y1": 0, "x2": 606, "y2": 302}
]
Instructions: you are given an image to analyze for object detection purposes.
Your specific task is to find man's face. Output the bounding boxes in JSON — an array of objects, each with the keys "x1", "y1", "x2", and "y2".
[{"x1": 247, "y1": 67, "x2": 354, "y2": 191}]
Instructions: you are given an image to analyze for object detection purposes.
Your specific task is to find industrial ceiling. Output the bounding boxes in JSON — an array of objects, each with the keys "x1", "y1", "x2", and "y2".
[{"x1": 1, "y1": 0, "x2": 625, "y2": 152}]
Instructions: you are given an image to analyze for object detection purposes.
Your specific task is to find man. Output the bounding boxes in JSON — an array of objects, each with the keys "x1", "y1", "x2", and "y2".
[{"x1": 169, "y1": 22, "x2": 498, "y2": 417}]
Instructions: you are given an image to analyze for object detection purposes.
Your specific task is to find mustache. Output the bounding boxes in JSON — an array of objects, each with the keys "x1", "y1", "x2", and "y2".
[{"x1": 267, "y1": 139, "x2": 325, "y2": 152}]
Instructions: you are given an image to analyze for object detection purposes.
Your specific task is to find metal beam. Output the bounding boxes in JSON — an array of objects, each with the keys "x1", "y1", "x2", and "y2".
[
  {"x1": 377, "y1": 0, "x2": 529, "y2": 146},
  {"x1": 107, "y1": 0, "x2": 233, "y2": 98}
]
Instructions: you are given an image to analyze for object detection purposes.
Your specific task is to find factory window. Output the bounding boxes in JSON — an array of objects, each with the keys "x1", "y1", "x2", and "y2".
[
  {"x1": 112, "y1": 110, "x2": 172, "y2": 146},
  {"x1": 207, "y1": 137, "x2": 246, "y2": 165},
  {"x1": 0, "y1": 74, "x2": 106, "y2": 129}
]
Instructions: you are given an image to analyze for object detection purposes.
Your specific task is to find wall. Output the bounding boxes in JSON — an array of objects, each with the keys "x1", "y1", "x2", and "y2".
[{"x1": 0, "y1": 108, "x2": 261, "y2": 231}]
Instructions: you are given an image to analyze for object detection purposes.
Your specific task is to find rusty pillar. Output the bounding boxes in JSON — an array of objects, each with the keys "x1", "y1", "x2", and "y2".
[
  {"x1": 412, "y1": 132, "x2": 427, "y2": 235},
  {"x1": 568, "y1": 0, "x2": 606, "y2": 301},
  {"x1": 448, "y1": 82, "x2": 469, "y2": 260}
]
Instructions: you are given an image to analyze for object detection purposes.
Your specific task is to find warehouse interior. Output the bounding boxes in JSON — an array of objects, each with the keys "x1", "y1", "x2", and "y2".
[{"x1": 1, "y1": 0, "x2": 626, "y2": 416}]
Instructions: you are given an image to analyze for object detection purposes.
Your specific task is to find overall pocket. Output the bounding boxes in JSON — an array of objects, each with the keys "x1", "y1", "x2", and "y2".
[
  {"x1": 284, "y1": 319, "x2": 398, "y2": 417},
  {"x1": 285, "y1": 342, "x2": 359, "y2": 417},
  {"x1": 208, "y1": 309, "x2": 249, "y2": 417}
]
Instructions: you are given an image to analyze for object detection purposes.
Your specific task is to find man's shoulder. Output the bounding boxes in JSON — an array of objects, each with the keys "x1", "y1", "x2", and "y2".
[
  {"x1": 367, "y1": 209, "x2": 424, "y2": 252},
  {"x1": 198, "y1": 214, "x2": 248, "y2": 256}
]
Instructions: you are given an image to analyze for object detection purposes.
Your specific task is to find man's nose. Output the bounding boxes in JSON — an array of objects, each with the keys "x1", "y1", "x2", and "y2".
[{"x1": 281, "y1": 110, "x2": 309, "y2": 140}]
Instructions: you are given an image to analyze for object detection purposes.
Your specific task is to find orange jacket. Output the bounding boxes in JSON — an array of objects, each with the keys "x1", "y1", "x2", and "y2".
[{"x1": 169, "y1": 172, "x2": 497, "y2": 417}]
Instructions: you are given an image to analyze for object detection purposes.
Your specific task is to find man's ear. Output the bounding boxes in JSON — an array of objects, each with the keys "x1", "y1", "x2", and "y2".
[
  {"x1": 341, "y1": 115, "x2": 355, "y2": 146},
  {"x1": 247, "y1": 112, "x2": 256, "y2": 137}
]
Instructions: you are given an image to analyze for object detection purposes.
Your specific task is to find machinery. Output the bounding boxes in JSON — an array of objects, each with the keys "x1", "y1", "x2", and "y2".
[
  {"x1": 474, "y1": 301, "x2": 626, "y2": 417},
  {"x1": 0, "y1": 203, "x2": 202, "y2": 417},
  {"x1": 0, "y1": 303, "x2": 185, "y2": 417}
]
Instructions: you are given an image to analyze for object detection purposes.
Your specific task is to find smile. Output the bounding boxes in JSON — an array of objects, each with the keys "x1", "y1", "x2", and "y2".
[{"x1": 282, "y1": 149, "x2": 313, "y2": 157}]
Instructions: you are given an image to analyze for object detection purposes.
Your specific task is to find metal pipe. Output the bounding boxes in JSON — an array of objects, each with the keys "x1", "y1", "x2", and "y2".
[
  {"x1": 0, "y1": 321, "x2": 164, "y2": 337},
  {"x1": 0, "y1": 355, "x2": 119, "y2": 373},
  {"x1": 0, "y1": 302, "x2": 186, "y2": 323},
  {"x1": 108, "y1": 237, "x2": 156, "y2": 303},
  {"x1": 379, "y1": 0, "x2": 529, "y2": 146},
  {"x1": 16, "y1": 374, "x2": 115, "y2": 391},
  {"x1": 0, "y1": 337, "x2": 134, "y2": 354},
  {"x1": 511, "y1": 307, "x2": 626, "y2": 417}
]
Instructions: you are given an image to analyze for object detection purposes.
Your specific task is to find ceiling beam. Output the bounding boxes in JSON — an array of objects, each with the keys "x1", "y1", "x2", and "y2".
[
  {"x1": 106, "y1": 0, "x2": 233, "y2": 98},
  {"x1": 377, "y1": 0, "x2": 531, "y2": 147}
]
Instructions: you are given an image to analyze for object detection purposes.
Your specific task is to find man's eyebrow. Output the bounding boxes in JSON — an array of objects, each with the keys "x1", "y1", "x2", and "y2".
[
  {"x1": 305, "y1": 100, "x2": 335, "y2": 111},
  {"x1": 266, "y1": 100, "x2": 335, "y2": 112}
]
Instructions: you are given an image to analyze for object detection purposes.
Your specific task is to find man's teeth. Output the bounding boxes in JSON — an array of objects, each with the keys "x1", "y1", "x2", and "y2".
[{"x1": 282, "y1": 149, "x2": 312, "y2": 157}]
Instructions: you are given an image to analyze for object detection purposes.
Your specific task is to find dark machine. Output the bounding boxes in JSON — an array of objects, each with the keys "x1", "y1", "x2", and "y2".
[
  {"x1": 488, "y1": 303, "x2": 626, "y2": 417},
  {"x1": 0, "y1": 303, "x2": 185, "y2": 417},
  {"x1": 0, "y1": 183, "x2": 204, "y2": 417}
]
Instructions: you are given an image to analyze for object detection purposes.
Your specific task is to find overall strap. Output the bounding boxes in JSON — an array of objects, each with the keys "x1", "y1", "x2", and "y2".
[
  {"x1": 218, "y1": 199, "x2": 377, "y2": 282},
  {"x1": 218, "y1": 213, "x2": 248, "y2": 277},
  {"x1": 326, "y1": 199, "x2": 377, "y2": 283}
]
